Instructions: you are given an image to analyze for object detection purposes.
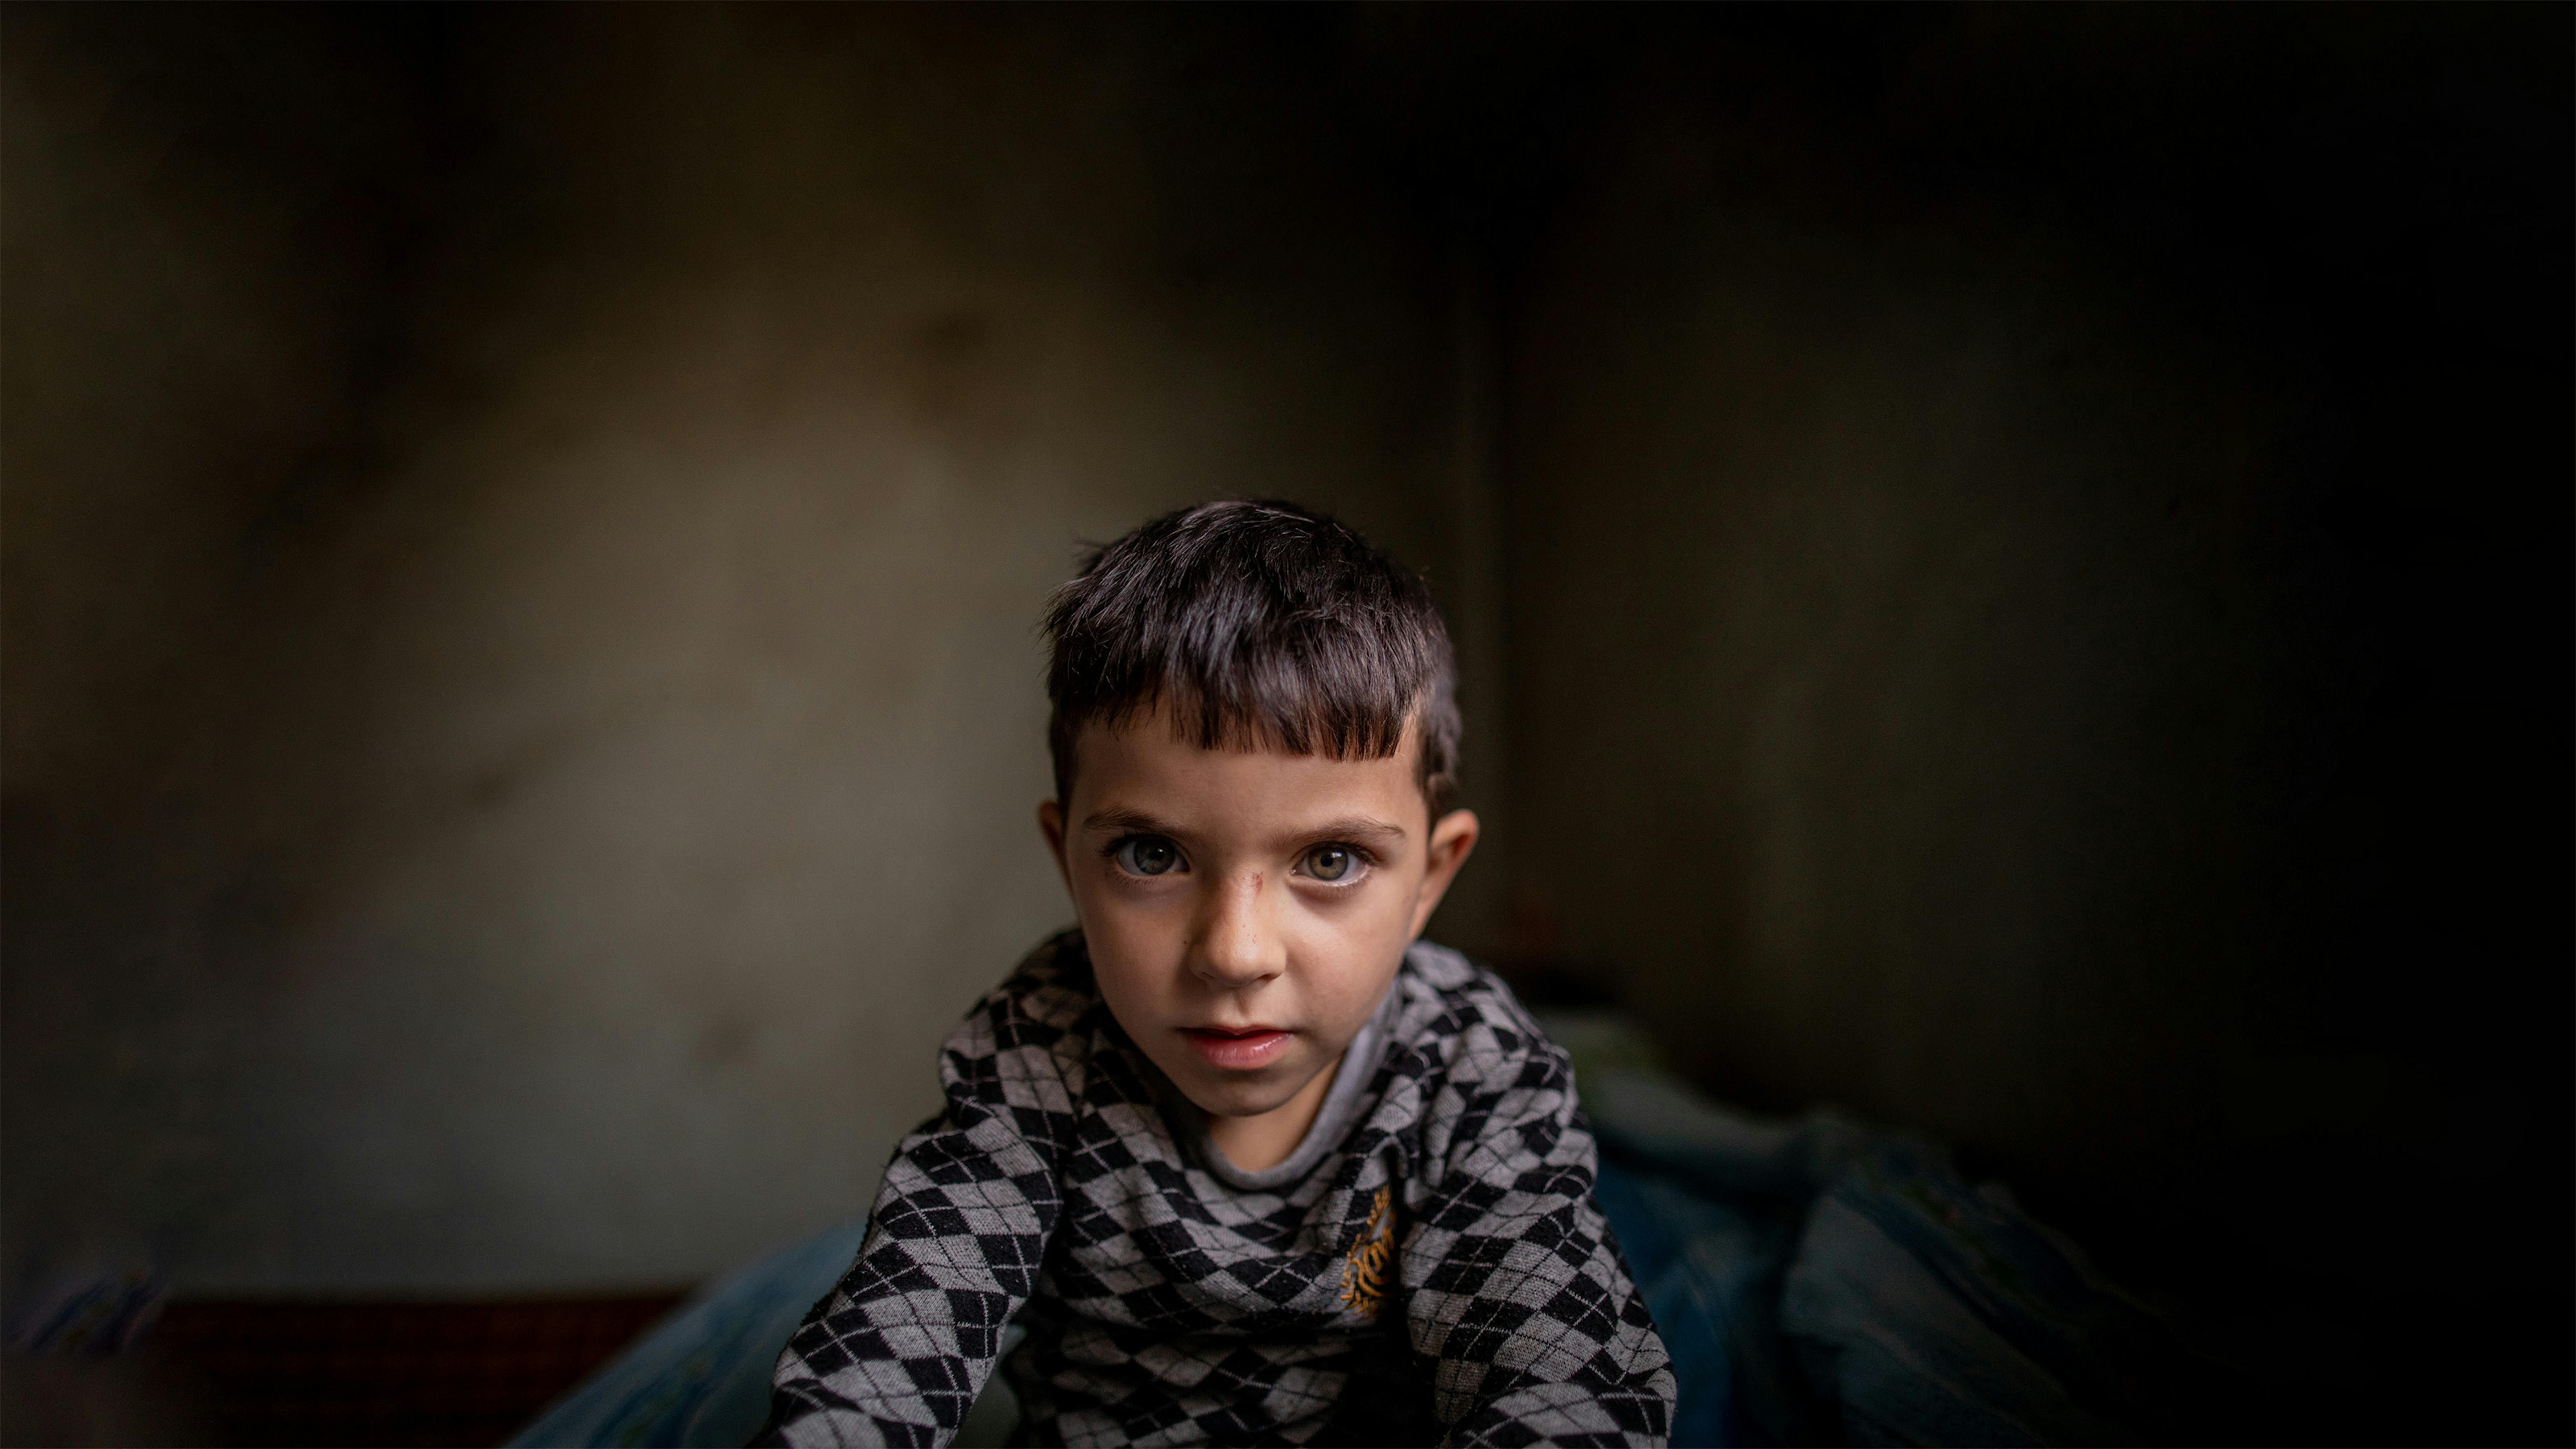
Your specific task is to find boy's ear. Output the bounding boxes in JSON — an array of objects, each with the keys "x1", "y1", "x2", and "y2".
[
  {"x1": 1038, "y1": 799, "x2": 1072, "y2": 892},
  {"x1": 1407, "y1": 808, "x2": 1480, "y2": 942}
]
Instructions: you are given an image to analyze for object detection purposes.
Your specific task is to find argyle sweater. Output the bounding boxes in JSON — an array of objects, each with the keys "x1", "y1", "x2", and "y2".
[{"x1": 761, "y1": 931, "x2": 1674, "y2": 1448}]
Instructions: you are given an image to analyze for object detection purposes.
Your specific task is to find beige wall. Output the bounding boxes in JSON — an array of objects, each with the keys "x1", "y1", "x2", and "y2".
[
  {"x1": 1503, "y1": 91, "x2": 2333, "y2": 1261},
  {"x1": 4, "y1": 9, "x2": 1476, "y2": 1293}
]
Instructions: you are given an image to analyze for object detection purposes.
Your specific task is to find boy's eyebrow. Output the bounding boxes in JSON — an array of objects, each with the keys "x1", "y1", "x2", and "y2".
[
  {"x1": 1084, "y1": 807, "x2": 1185, "y2": 836},
  {"x1": 1301, "y1": 816, "x2": 1409, "y2": 846}
]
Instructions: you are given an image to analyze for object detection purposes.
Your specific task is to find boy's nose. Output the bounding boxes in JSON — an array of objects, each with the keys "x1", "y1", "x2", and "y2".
[{"x1": 1189, "y1": 872, "x2": 1284, "y2": 989}]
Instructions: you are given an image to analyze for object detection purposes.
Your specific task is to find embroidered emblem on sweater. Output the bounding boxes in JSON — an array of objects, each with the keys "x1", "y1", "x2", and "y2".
[{"x1": 1340, "y1": 1185, "x2": 1393, "y2": 1320}]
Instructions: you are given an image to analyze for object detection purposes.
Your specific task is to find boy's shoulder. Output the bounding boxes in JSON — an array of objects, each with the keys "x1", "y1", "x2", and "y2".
[
  {"x1": 1386, "y1": 939, "x2": 1573, "y2": 1094},
  {"x1": 983, "y1": 927, "x2": 1101, "y2": 1029},
  {"x1": 937, "y1": 923, "x2": 1108, "y2": 1083}
]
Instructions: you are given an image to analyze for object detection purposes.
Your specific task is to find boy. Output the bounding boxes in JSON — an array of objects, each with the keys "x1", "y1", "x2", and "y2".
[{"x1": 763, "y1": 502, "x2": 1674, "y2": 1446}]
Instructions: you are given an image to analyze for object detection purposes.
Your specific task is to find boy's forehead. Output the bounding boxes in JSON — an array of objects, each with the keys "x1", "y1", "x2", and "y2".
[{"x1": 1068, "y1": 708, "x2": 1423, "y2": 824}]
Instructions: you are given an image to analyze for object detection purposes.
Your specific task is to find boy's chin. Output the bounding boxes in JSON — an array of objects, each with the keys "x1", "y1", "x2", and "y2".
[{"x1": 1172, "y1": 1064, "x2": 1314, "y2": 1122}]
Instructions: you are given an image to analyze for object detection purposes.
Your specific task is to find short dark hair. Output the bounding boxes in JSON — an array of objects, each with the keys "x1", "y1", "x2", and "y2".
[{"x1": 1043, "y1": 500, "x2": 1460, "y2": 817}]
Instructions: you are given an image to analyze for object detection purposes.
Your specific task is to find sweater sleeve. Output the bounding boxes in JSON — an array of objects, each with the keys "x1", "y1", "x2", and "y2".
[
  {"x1": 760, "y1": 969, "x2": 1080, "y2": 1448},
  {"x1": 1401, "y1": 1019, "x2": 1676, "y2": 1447}
]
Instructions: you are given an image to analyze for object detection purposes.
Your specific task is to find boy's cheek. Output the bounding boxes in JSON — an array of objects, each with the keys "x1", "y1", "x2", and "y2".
[
  {"x1": 1078, "y1": 888, "x2": 1187, "y2": 968},
  {"x1": 1078, "y1": 913, "x2": 1191, "y2": 1019}
]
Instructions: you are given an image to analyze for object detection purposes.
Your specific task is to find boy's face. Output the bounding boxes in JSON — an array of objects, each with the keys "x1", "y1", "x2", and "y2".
[{"x1": 1040, "y1": 703, "x2": 1477, "y2": 1138}]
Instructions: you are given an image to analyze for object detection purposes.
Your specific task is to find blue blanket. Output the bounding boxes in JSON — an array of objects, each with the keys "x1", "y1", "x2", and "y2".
[{"x1": 512, "y1": 1011, "x2": 2189, "y2": 1447}]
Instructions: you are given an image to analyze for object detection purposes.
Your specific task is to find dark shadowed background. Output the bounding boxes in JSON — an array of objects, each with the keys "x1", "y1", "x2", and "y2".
[{"x1": 5, "y1": 4, "x2": 2568, "y2": 1443}]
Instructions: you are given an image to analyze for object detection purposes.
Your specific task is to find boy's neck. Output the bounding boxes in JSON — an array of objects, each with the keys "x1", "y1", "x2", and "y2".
[{"x1": 1203, "y1": 1050, "x2": 1345, "y2": 1174}]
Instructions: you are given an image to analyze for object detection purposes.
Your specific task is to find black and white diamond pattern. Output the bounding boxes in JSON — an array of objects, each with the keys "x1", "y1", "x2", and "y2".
[{"x1": 762, "y1": 934, "x2": 1673, "y2": 1447}]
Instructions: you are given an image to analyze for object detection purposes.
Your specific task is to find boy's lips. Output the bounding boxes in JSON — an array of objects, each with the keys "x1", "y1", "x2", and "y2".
[{"x1": 1180, "y1": 1025, "x2": 1294, "y2": 1071}]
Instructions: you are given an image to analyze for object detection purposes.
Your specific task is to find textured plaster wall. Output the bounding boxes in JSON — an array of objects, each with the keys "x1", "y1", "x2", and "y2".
[
  {"x1": 1514, "y1": 193, "x2": 2279, "y2": 1218},
  {"x1": 4, "y1": 9, "x2": 1465, "y2": 1292},
  {"x1": 1500, "y1": 10, "x2": 2570, "y2": 1302}
]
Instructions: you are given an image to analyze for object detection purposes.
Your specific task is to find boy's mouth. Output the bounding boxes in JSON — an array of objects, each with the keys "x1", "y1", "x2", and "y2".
[{"x1": 1180, "y1": 1025, "x2": 1293, "y2": 1071}]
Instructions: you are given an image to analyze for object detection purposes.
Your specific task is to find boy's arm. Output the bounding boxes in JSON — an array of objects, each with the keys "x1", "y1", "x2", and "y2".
[
  {"x1": 1402, "y1": 1025, "x2": 1676, "y2": 1448},
  {"x1": 760, "y1": 980, "x2": 1077, "y2": 1448}
]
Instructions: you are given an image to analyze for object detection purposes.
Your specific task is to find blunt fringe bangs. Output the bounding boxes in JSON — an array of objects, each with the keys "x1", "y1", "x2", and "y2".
[{"x1": 1043, "y1": 501, "x2": 1460, "y2": 814}]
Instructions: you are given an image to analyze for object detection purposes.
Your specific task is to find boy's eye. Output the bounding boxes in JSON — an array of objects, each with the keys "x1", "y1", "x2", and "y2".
[
  {"x1": 1303, "y1": 845, "x2": 1356, "y2": 882},
  {"x1": 1114, "y1": 836, "x2": 1183, "y2": 877}
]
